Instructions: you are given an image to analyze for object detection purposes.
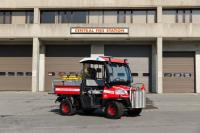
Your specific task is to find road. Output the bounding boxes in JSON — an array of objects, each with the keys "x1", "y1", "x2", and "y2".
[{"x1": 0, "y1": 92, "x2": 200, "y2": 133}]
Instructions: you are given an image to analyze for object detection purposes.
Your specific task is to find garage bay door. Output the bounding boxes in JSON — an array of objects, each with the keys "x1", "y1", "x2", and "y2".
[
  {"x1": 105, "y1": 45, "x2": 152, "y2": 92},
  {"x1": 45, "y1": 45, "x2": 90, "y2": 91},
  {"x1": 163, "y1": 52, "x2": 195, "y2": 93},
  {"x1": 0, "y1": 45, "x2": 32, "y2": 91}
]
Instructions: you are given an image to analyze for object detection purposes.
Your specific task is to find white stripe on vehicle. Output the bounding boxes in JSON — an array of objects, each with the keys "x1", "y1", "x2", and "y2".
[
  {"x1": 55, "y1": 88, "x2": 80, "y2": 91},
  {"x1": 104, "y1": 90, "x2": 115, "y2": 94}
]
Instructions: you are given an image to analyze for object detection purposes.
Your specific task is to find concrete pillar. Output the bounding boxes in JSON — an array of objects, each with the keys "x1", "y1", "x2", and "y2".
[
  {"x1": 152, "y1": 44, "x2": 156, "y2": 93},
  {"x1": 152, "y1": 37, "x2": 163, "y2": 93},
  {"x1": 34, "y1": 8, "x2": 40, "y2": 24},
  {"x1": 157, "y1": 37, "x2": 163, "y2": 93},
  {"x1": 195, "y1": 50, "x2": 200, "y2": 93},
  {"x1": 32, "y1": 38, "x2": 40, "y2": 92},
  {"x1": 157, "y1": 6, "x2": 162, "y2": 23},
  {"x1": 91, "y1": 44, "x2": 104, "y2": 57},
  {"x1": 39, "y1": 44, "x2": 45, "y2": 92}
]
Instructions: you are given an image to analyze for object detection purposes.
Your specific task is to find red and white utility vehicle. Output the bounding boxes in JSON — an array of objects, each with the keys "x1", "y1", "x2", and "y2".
[{"x1": 53, "y1": 56, "x2": 145, "y2": 119}]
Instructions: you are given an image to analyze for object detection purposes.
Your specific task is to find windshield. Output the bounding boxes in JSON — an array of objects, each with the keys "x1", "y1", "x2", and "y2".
[{"x1": 106, "y1": 63, "x2": 132, "y2": 84}]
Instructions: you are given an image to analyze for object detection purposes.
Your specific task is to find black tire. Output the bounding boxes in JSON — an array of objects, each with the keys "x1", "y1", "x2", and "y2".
[
  {"x1": 105, "y1": 101, "x2": 124, "y2": 119},
  {"x1": 82, "y1": 108, "x2": 96, "y2": 114},
  {"x1": 60, "y1": 99, "x2": 76, "y2": 116},
  {"x1": 127, "y1": 108, "x2": 142, "y2": 116}
]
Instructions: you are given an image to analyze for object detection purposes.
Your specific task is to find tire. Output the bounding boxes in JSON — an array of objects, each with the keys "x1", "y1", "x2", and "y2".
[
  {"x1": 105, "y1": 101, "x2": 124, "y2": 119},
  {"x1": 127, "y1": 108, "x2": 142, "y2": 116},
  {"x1": 60, "y1": 99, "x2": 76, "y2": 115}
]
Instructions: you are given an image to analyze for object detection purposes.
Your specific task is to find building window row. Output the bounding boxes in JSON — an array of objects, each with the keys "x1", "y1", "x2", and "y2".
[
  {"x1": 2, "y1": 9, "x2": 200, "y2": 24},
  {"x1": 41, "y1": 11, "x2": 88, "y2": 23},
  {"x1": 0, "y1": 11, "x2": 33, "y2": 24},
  {"x1": 40, "y1": 10, "x2": 156, "y2": 24},
  {"x1": 163, "y1": 9, "x2": 200, "y2": 23}
]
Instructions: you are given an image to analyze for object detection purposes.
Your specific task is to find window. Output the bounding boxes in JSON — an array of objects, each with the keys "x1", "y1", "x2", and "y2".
[
  {"x1": 8, "y1": 72, "x2": 15, "y2": 76},
  {"x1": 176, "y1": 10, "x2": 184, "y2": 23},
  {"x1": 163, "y1": 10, "x2": 176, "y2": 23},
  {"x1": 0, "y1": 12, "x2": 4, "y2": 24},
  {"x1": 192, "y1": 10, "x2": 200, "y2": 23},
  {"x1": 164, "y1": 73, "x2": 172, "y2": 77},
  {"x1": 59, "y1": 11, "x2": 65, "y2": 23},
  {"x1": 71, "y1": 11, "x2": 87, "y2": 23},
  {"x1": 176, "y1": 10, "x2": 192, "y2": 23},
  {"x1": 0, "y1": 11, "x2": 33, "y2": 24},
  {"x1": 12, "y1": 11, "x2": 26, "y2": 24},
  {"x1": 0, "y1": 72, "x2": 6, "y2": 76},
  {"x1": 103, "y1": 11, "x2": 117, "y2": 24},
  {"x1": 41, "y1": 10, "x2": 88, "y2": 23},
  {"x1": 143, "y1": 73, "x2": 150, "y2": 76},
  {"x1": 107, "y1": 63, "x2": 131, "y2": 83},
  {"x1": 25, "y1": 72, "x2": 32, "y2": 76},
  {"x1": 125, "y1": 11, "x2": 132, "y2": 23},
  {"x1": 26, "y1": 11, "x2": 33, "y2": 23},
  {"x1": 17, "y1": 72, "x2": 24, "y2": 76},
  {"x1": 40, "y1": 10, "x2": 156, "y2": 24},
  {"x1": 59, "y1": 11, "x2": 71, "y2": 23},
  {"x1": 41, "y1": 11, "x2": 56, "y2": 23},
  {"x1": 89, "y1": 11, "x2": 103, "y2": 24},
  {"x1": 174, "y1": 73, "x2": 182, "y2": 77},
  {"x1": 0, "y1": 12, "x2": 12, "y2": 24},
  {"x1": 185, "y1": 10, "x2": 192, "y2": 23},
  {"x1": 183, "y1": 73, "x2": 192, "y2": 78},
  {"x1": 40, "y1": 9, "x2": 157, "y2": 24},
  {"x1": 4, "y1": 12, "x2": 11, "y2": 24},
  {"x1": 131, "y1": 73, "x2": 138, "y2": 76},
  {"x1": 118, "y1": 11, "x2": 126, "y2": 23},
  {"x1": 147, "y1": 10, "x2": 156, "y2": 23},
  {"x1": 132, "y1": 10, "x2": 147, "y2": 23},
  {"x1": 163, "y1": 9, "x2": 193, "y2": 23}
]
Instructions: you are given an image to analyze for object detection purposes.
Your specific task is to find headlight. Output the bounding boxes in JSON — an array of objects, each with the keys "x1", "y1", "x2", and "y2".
[{"x1": 115, "y1": 89, "x2": 128, "y2": 95}]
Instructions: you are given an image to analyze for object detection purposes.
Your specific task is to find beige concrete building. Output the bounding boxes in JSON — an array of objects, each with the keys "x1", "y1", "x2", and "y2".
[{"x1": 0, "y1": 0, "x2": 200, "y2": 93}]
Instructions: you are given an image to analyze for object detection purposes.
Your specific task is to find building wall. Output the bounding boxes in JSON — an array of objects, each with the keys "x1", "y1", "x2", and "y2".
[
  {"x1": 0, "y1": 0, "x2": 200, "y2": 93},
  {"x1": 1, "y1": 0, "x2": 200, "y2": 8}
]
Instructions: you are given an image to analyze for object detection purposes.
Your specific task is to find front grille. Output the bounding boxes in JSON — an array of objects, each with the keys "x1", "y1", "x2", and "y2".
[{"x1": 130, "y1": 90, "x2": 146, "y2": 108}]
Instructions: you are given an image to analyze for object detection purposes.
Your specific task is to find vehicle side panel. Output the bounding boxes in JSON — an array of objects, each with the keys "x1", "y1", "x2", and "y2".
[{"x1": 54, "y1": 85, "x2": 80, "y2": 95}]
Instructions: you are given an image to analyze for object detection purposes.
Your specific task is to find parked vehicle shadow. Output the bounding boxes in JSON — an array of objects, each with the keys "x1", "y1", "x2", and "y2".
[
  {"x1": 78, "y1": 109, "x2": 105, "y2": 117},
  {"x1": 49, "y1": 108, "x2": 105, "y2": 118},
  {"x1": 49, "y1": 97, "x2": 157, "y2": 118},
  {"x1": 50, "y1": 108, "x2": 60, "y2": 115},
  {"x1": 145, "y1": 97, "x2": 158, "y2": 109}
]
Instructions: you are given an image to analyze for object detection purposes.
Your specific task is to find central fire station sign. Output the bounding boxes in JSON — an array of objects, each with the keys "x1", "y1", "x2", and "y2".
[{"x1": 70, "y1": 27, "x2": 129, "y2": 34}]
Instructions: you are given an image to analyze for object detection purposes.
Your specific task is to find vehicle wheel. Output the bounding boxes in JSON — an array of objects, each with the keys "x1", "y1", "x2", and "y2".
[
  {"x1": 105, "y1": 101, "x2": 124, "y2": 119},
  {"x1": 82, "y1": 108, "x2": 96, "y2": 114},
  {"x1": 60, "y1": 99, "x2": 76, "y2": 115},
  {"x1": 127, "y1": 108, "x2": 142, "y2": 116}
]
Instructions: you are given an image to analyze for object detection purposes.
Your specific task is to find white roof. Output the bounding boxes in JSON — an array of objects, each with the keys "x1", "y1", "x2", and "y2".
[{"x1": 80, "y1": 56, "x2": 106, "y2": 63}]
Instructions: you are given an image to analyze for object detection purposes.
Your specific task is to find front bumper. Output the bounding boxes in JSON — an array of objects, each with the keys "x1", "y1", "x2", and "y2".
[{"x1": 129, "y1": 89, "x2": 146, "y2": 108}]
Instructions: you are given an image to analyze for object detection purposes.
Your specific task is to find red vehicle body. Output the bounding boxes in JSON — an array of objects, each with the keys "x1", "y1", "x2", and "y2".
[{"x1": 53, "y1": 56, "x2": 145, "y2": 119}]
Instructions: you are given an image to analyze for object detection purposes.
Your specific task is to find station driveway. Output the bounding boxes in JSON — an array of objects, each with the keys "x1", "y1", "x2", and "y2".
[{"x1": 0, "y1": 92, "x2": 200, "y2": 133}]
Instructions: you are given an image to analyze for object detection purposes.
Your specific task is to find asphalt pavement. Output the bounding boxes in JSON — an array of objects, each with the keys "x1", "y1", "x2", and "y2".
[{"x1": 0, "y1": 92, "x2": 200, "y2": 133}]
